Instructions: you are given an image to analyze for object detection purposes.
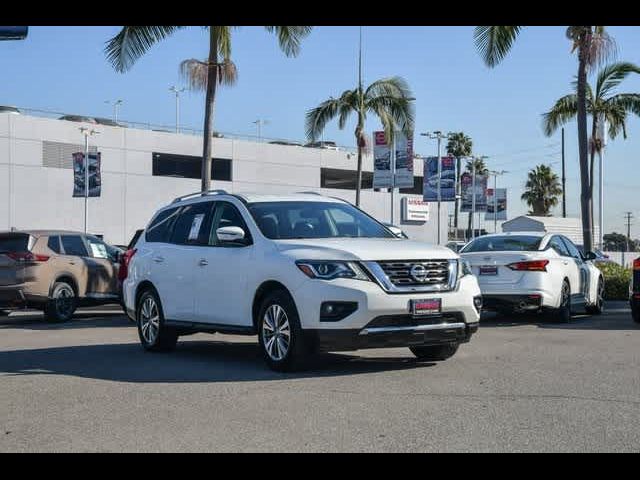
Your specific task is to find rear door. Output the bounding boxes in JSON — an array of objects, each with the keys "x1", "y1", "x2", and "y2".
[
  {"x1": 59, "y1": 234, "x2": 91, "y2": 297},
  {"x1": 561, "y1": 236, "x2": 590, "y2": 300},
  {"x1": 84, "y1": 235, "x2": 120, "y2": 298},
  {"x1": 548, "y1": 235, "x2": 581, "y2": 298}
]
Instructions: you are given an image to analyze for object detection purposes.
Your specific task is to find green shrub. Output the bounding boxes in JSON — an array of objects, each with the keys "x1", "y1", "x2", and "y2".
[{"x1": 597, "y1": 262, "x2": 631, "y2": 300}]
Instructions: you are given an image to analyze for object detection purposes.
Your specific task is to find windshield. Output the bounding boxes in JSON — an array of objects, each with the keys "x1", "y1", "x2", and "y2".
[
  {"x1": 248, "y1": 201, "x2": 395, "y2": 240},
  {"x1": 461, "y1": 235, "x2": 542, "y2": 253}
]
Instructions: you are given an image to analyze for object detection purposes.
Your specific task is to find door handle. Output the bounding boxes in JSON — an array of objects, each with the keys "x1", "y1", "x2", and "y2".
[
  {"x1": 68, "y1": 261, "x2": 76, "y2": 265},
  {"x1": 198, "y1": 259, "x2": 208, "y2": 266},
  {"x1": 153, "y1": 256, "x2": 165, "y2": 263},
  {"x1": 563, "y1": 261, "x2": 569, "y2": 265}
]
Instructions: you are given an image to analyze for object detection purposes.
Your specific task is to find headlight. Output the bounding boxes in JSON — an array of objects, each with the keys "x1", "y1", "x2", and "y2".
[
  {"x1": 296, "y1": 261, "x2": 369, "y2": 281},
  {"x1": 459, "y1": 259, "x2": 473, "y2": 277}
]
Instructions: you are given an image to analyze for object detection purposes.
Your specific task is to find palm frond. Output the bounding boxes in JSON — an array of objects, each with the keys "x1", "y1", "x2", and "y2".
[
  {"x1": 474, "y1": 26, "x2": 522, "y2": 68},
  {"x1": 105, "y1": 26, "x2": 183, "y2": 72},
  {"x1": 336, "y1": 90, "x2": 359, "y2": 130},
  {"x1": 365, "y1": 77, "x2": 415, "y2": 136},
  {"x1": 596, "y1": 62, "x2": 640, "y2": 99},
  {"x1": 542, "y1": 94, "x2": 578, "y2": 136},
  {"x1": 305, "y1": 97, "x2": 342, "y2": 142},
  {"x1": 264, "y1": 26, "x2": 313, "y2": 57},
  {"x1": 180, "y1": 58, "x2": 238, "y2": 91}
]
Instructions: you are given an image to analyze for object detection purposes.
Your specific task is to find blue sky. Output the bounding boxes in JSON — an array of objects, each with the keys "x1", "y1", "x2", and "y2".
[{"x1": 2, "y1": 26, "x2": 640, "y2": 236}]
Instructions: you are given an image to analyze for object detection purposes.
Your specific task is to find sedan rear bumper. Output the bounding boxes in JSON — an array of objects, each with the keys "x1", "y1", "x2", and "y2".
[{"x1": 482, "y1": 294, "x2": 544, "y2": 312}]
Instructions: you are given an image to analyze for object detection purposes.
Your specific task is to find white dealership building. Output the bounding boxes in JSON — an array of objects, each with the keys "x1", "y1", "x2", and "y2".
[{"x1": 0, "y1": 111, "x2": 447, "y2": 245}]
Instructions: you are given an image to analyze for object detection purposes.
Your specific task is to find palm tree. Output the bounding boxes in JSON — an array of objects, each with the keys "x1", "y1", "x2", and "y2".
[
  {"x1": 465, "y1": 157, "x2": 488, "y2": 238},
  {"x1": 474, "y1": 26, "x2": 615, "y2": 252},
  {"x1": 521, "y1": 164, "x2": 563, "y2": 216},
  {"x1": 105, "y1": 26, "x2": 312, "y2": 192},
  {"x1": 543, "y1": 61, "x2": 640, "y2": 225},
  {"x1": 305, "y1": 78, "x2": 415, "y2": 206},
  {"x1": 446, "y1": 132, "x2": 473, "y2": 235}
]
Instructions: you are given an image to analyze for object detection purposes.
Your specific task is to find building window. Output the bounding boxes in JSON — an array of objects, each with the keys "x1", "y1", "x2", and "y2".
[
  {"x1": 320, "y1": 168, "x2": 373, "y2": 191},
  {"x1": 152, "y1": 153, "x2": 232, "y2": 181}
]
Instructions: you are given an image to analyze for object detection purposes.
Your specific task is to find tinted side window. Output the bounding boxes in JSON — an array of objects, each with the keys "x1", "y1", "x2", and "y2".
[
  {"x1": 561, "y1": 237, "x2": 582, "y2": 259},
  {"x1": 210, "y1": 202, "x2": 252, "y2": 246},
  {"x1": 61, "y1": 235, "x2": 89, "y2": 256},
  {"x1": 47, "y1": 236, "x2": 61, "y2": 253},
  {"x1": 146, "y1": 207, "x2": 181, "y2": 243},
  {"x1": 170, "y1": 202, "x2": 215, "y2": 245},
  {"x1": 549, "y1": 236, "x2": 570, "y2": 256}
]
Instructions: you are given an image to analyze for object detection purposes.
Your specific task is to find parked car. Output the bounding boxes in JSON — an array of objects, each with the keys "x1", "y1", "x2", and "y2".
[
  {"x1": 122, "y1": 191, "x2": 481, "y2": 371},
  {"x1": 446, "y1": 241, "x2": 467, "y2": 253},
  {"x1": 0, "y1": 105, "x2": 21, "y2": 115},
  {"x1": 58, "y1": 115, "x2": 97, "y2": 124},
  {"x1": 630, "y1": 257, "x2": 640, "y2": 323},
  {"x1": 304, "y1": 141, "x2": 339, "y2": 151},
  {"x1": 0, "y1": 230, "x2": 122, "y2": 321},
  {"x1": 382, "y1": 222, "x2": 409, "y2": 239},
  {"x1": 269, "y1": 140, "x2": 303, "y2": 146},
  {"x1": 94, "y1": 117, "x2": 126, "y2": 128},
  {"x1": 460, "y1": 232, "x2": 604, "y2": 321}
]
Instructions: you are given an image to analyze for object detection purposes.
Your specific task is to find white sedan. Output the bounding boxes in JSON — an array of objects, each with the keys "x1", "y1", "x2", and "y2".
[{"x1": 460, "y1": 232, "x2": 604, "y2": 322}]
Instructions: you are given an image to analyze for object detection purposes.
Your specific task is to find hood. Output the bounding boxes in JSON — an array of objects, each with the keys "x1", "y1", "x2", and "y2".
[{"x1": 274, "y1": 238, "x2": 458, "y2": 261}]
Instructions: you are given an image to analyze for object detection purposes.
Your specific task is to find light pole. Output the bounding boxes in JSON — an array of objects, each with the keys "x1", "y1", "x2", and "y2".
[
  {"x1": 421, "y1": 131, "x2": 451, "y2": 245},
  {"x1": 253, "y1": 119, "x2": 270, "y2": 143},
  {"x1": 104, "y1": 99, "x2": 123, "y2": 123},
  {"x1": 489, "y1": 169, "x2": 507, "y2": 233},
  {"x1": 79, "y1": 127, "x2": 100, "y2": 234},
  {"x1": 597, "y1": 118, "x2": 608, "y2": 250},
  {"x1": 169, "y1": 86, "x2": 186, "y2": 133}
]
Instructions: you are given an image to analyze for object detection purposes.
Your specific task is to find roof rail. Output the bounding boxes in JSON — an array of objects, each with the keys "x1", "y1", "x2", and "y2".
[
  {"x1": 296, "y1": 191, "x2": 323, "y2": 195},
  {"x1": 171, "y1": 189, "x2": 228, "y2": 204}
]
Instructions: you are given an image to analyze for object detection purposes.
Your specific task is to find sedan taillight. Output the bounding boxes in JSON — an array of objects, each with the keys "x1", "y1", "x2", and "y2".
[
  {"x1": 633, "y1": 258, "x2": 640, "y2": 270},
  {"x1": 507, "y1": 260, "x2": 549, "y2": 272}
]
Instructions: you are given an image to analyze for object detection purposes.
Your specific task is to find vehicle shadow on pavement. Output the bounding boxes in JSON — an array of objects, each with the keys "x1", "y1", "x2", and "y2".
[
  {"x1": 0, "y1": 313, "x2": 130, "y2": 330},
  {"x1": 479, "y1": 302, "x2": 638, "y2": 331},
  {"x1": 0, "y1": 340, "x2": 435, "y2": 383}
]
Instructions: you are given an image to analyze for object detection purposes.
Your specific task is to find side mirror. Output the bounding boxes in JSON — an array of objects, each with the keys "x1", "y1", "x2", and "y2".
[
  {"x1": 217, "y1": 226, "x2": 246, "y2": 244},
  {"x1": 584, "y1": 251, "x2": 597, "y2": 261}
]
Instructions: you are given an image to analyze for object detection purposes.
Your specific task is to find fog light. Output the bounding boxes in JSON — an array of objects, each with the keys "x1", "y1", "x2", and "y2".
[
  {"x1": 320, "y1": 301, "x2": 358, "y2": 322},
  {"x1": 473, "y1": 296, "x2": 482, "y2": 311}
]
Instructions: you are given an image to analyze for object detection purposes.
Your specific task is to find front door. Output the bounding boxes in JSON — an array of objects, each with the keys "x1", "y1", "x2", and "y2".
[
  {"x1": 84, "y1": 235, "x2": 119, "y2": 299},
  {"x1": 194, "y1": 201, "x2": 254, "y2": 326}
]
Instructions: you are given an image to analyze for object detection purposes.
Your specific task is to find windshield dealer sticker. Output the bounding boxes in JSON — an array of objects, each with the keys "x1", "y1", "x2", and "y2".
[{"x1": 188, "y1": 214, "x2": 205, "y2": 240}]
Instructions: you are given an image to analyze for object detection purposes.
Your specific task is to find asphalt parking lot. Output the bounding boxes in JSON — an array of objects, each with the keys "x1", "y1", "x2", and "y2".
[{"x1": 1, "y1": 303, "x2": 639, "y2": 452}]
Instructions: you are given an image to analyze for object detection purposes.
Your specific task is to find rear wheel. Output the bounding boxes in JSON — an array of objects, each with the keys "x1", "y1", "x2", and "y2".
[
  {"x1": 136, "y1": 289, "x2": 178, "y2": 352},
  {"x1": 0, "y1": 310, "x2": 9, "y2": 317},
  {"x1": 554, "y1": 280, "x2": 571, "y2": 323},
  {"x1": 586, "y1": 277, "x2": 604, "y2": 315},
  {"x1": 44, "y1": 281, "x2": 77, "y2": 323},
  {"x1": 410, "y1": 343, "x2": 459, "y2": 361}
]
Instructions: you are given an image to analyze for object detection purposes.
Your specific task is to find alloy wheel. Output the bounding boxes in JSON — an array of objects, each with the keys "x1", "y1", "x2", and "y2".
[
  {"x1": 140, "y1": 296, "x2": 160, "y2": 344},
  {"x1": 262, "y1": 304, "x2": 291, "y2": 361}
]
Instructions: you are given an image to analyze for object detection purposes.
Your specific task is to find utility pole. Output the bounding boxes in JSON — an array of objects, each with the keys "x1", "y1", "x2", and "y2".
[
  {"x1": 561, "y1": 127, "x2": 566, "y2": 218},
  {"x1": 421, "y1": 131, "x2": 452, "y2": 245},
  {"x1": 169, "y1": 86, "x2": 186, "y2": 133},
  {"x1": 489, "y1": 170, "x2": 507, "y2": 233}
]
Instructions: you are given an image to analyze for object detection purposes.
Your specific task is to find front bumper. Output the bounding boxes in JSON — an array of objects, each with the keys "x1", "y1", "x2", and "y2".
[{"x1": 305, "y1": 319, "x2": 478, "y2": 352}]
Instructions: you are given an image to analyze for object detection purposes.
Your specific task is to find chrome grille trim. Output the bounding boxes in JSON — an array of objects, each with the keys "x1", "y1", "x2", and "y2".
[{"x1": 362, "y1": 259, "x2": 459, "y2": 293}]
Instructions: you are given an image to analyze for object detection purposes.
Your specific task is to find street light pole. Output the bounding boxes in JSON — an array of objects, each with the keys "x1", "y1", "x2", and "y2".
[
  {"x1": 169, "y1": 86, "x2": 186, "y2": 133},
  {"x1": 104, "y1": 99, "x2": 123, "y2": 123},
  {"x1": 79, "y1": 127, "x2": 100, "y2": 234},
  {"x1": 253, "y1": 119, "x2": 270, "y2": 143},
  {"x1": 489, "y1": 169, "x2": 507, "y2": 233}
]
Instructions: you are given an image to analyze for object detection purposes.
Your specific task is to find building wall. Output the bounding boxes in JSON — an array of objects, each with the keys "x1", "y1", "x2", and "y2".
[{"x1": 0, "y1": 113, "x2": 447, "y2": 245}]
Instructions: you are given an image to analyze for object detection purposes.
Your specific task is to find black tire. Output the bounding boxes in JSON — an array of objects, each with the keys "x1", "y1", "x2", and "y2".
[
  {"x1": 44, "y1": 281, "x2": 77, "y2": 323},
  {"x1": 410, "y1": 343, "x2": 459, "y2": 361},
  {"x1": 586, "y1": 277, "x2": 604, "y2": 315},
  {"x1": 0, "y1": 310, "x2": 9, "y2": 317},
  {"x1": 554, "y1": 280, "x2": 572, "y2": 323},
  {"x1": 257, "y1": 290, "x2": 308, "y2": 372},
  {"x1": 136, "y1": 288, "x2": 178, "y2": 352}
]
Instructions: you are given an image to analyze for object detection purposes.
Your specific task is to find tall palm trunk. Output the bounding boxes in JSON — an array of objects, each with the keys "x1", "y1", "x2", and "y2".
[
  {"x1": 354, "y1": 112, "x2": 365, "y2": 207},
  {"x1": 577, "y1": 40, "x2": 593, "y2": 252},
  {"x1": 201, "y1": 26, "x2": 220, "y2": 192},
  {"x1": 589, "y1": 116, "x2": 598, "y2": 238},
  {"x1": 454, "y1": 157, "x2": 461, "y2": 236}
]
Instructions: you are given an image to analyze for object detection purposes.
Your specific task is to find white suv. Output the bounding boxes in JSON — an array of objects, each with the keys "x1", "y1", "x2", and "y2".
[{"x1": 122, "y1": 191, "x2": 481, "y2": 371}]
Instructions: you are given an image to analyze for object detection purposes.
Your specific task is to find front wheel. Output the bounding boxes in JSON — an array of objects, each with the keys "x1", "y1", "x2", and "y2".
[
  {"x1": 136, "y1": 289, "x2": 178, "y2": 352},
  {"x1": 44, "y1": 281, "x2": 77, "y2": 323},
  {"x1": 586, "y1": 277, "x2": 604, "y2": 315},
  {"x1": 258, "y1": 290, "x2": 308, "y2": 372},
  {"x1": 410, "y1": 343, "x2": 459, "y2": 361}
]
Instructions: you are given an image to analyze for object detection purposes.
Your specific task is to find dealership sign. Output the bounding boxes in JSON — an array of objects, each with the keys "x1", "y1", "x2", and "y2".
[
  {"x1": 72, "y1": 152, "x2": 102, "y2": 198},
  {"x1": 394, "y1": 131, "x2": 414, "y2": 189},
  {"x1": 423, "y1": 156, "x2": 456, "y2": 202},
  {"x1": 401, "y1": 197, "x2": 429, "y2": 222},
  {"x1": 485, "y1": 188, "x2": 507, "y2": 220},
  {"x1": 372, "y1": 131, "x2": 392, "y2": 189}
]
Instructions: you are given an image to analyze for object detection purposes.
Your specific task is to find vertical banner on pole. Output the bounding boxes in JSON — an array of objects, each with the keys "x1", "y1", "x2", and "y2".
[
  {"x1": 372, "y1": 131, "x2": 392, "y2": 189},
  {"x1": 460, "y1": 171, "x2": 488, "y2": 212},
  {"x1": 485, "y1": 188, "x2": 507, "y2": 220},
  {"x1": 73, "y1": 152, "x2": 102, "y2": 197},
  {"x1": 394, "y1": 131, "x2": 414, "y2": 189},
  {"x1": 423, "y1": 156, "x2": 456, "y2": 202}
]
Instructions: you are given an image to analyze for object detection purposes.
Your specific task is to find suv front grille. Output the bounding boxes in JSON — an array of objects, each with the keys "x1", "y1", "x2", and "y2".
[
  {"x1": 377, "y1": 260, "x2": 450, "y2": 287},
  {"x1": 361, "y1": 259, "x2": 458, "y2": 293}
]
